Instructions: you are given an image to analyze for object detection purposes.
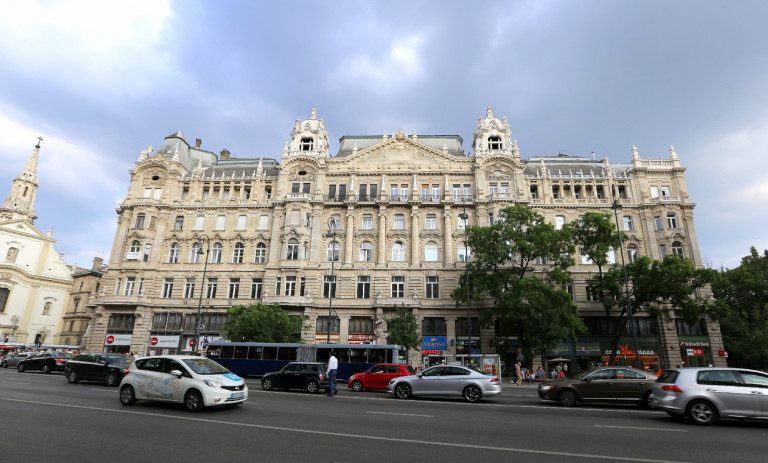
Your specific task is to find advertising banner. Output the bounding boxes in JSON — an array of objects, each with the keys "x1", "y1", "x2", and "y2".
[{"x1": 105, "y1": 334, "x2": 132, "y2": 346}]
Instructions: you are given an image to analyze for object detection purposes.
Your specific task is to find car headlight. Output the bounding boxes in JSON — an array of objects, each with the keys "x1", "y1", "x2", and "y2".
[
  {"x1": 539, "y1": 385, "x2": 554, "y2": 391},
  {"x1": 203, "y1": 379, "x2": 224, "y2": 388}
]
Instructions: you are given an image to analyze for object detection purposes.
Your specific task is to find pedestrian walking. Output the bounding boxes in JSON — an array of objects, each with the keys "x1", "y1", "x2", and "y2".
[
  {"x1": 327, "y1": 351, "x2": 338, "y2": 396},
  {"x1": 515, "y1": 362, "x2": 522, "y2": 386}
]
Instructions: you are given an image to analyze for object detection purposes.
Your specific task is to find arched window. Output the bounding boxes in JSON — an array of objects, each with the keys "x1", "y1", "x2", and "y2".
[
  {"x1": 327, "y1": 241, "x2": 340, "y2": 262},
  {"x1": 627, "y1": 244, "x2": 639, "y2": 263},
  {"x1": 211, "y1": 242, "x2": 222, "y2": 263},
  {"x1": 129, "y1": 240, "x2": 141, "y2": 253},
  {"x1": 254, "y1": 243, "x2": 267, "y2": 263},
  {"x1": 671, "y1": 241, "x2": 684, "y2": 256},
  {"x1": 190, "y1": 242, "x2": 202, "y2": 263},
  {"x1": 359, "y1": 242, "x2": 373, "y2": 262},
  {"x1": 233, "y1": 242, "x2": 245, "y2": 263},
  {"x1": 488, "y1": 136, "x2": 502, "y2": 150},
  {"x1": 286, "y1": 239, "x2": 299, "y2": 260},
  {"x1": 392, "y1": 242, "x2": 405, "y2": 262},
  {"x1": 168, "y1": 243, "x2": 180, "y2": 263},
  {"x1": 425, "y1": 241, "x2": 438, "y2": 262}
]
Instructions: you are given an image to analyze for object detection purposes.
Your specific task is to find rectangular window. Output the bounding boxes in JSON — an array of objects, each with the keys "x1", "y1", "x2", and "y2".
[
  {"x1": 258, "y1": 216, "x2": 268, "y2": 229},
  {"x1": 458, "y1": 246, "x2": 471, "y2": 262},
  {"x1": 349, "y1": 317, "x2": 373, "y2": 334},
  {"x1": 356, "y1": 276, "x2": 370, "y2": 299},
  {"x1": 123, "y1": 277, "x2": 135, "y2": 296},
  {"x1": 394, "y1": 214, "x2": 405, "y2": 229},
  {"x1": 250, "y1": 278, "x2": 262, "y2": 299},
  {"x1": 174, "y1": 216, "x2": 184, "y2": 230},
  {"x1": 328, "y1": 184, "x2": 336, "y2": 199},
  {"x1": 390, "y1": 184, "x2": 398, "y2": 200},
  {"x1": 488, "y1": 213, "x2": 494, "y2": 226},
  {"x1": 425, "y1": 276, "x2": 439, "y2": 299},
  {"x1": 359, "y1": 184, "x2": 368, "y2": 201},
  {"x1": 215, "y1": 215, "x2": 225, "y2": 230},
  {"x1": 144, "y1": 188, "x2": 152, "y2": 198},
  {"x1": 143, "y1": 243, "x2": 151, "y2": 262},
  {"x1": 552, "y1": 186, "x2": 559, "y2": 199},
  {"x1": 667, "y1": 213, "x2": 678, "y2": 229},
  {"x1": 236, "y1": 215, "x2": 247, "y2": 230},
  {"x1": 362, "y1": 215, "x2": 373, "y2": 229},
  {"x1": 623, "y1": 216, "x2": 633, "y2": 231},
  {"x1": 586, "y1": 282, "x2": 599, "y2": 302},
  {"x1": 421, "y1": 184, "x2": 430, "y2": 200},
  {"x1": 153, "y1": 188, "x2": 162, "y2": 200},
  {"x1": 135, "y1": 214, "x2": 145, "y2": 229},
  {"x1": 285, "y1": 276, "x2": 296, "y2": 296},
  {"x1": 274, "y1": 277, "x2": 282, "y2": 297},
  {"x1": 660, "y1": 244, "x2": 668, "y2": 258},
  {"x1": 555, "y1": 215, "x2": 565, "y2": 230},
  {"x1": 338, "y1": 184, "x2": 347, "y2": 201},
  {"x1": 228, "y1": 278, "x2": 240, "y2": 299},
  {"x1": 370, "y1": 184, "x2": 378, "y2": 200},
  {"x1": 161, "y1": 278, "x2": 174, "y2": 298},
  {"x1": 194, "y1": 216, "x2": 205, "y2": 230},
  {"x1": 184, "y1": 278, "x2": 196, "y2": 299},
  {"x1": 317, "y1": 316, "x2": 339, "y2": 334},
  {"x1": 489, "y1": 183, "x2": 498, "y2": 195},
  {"x1": 206, "y1": 278, "x2": 218, "y2": 298},
  {"x1": 655, "y1": 216, "x2": 663, "y2": 230},
  {"x1": 400, "y1": 184, "x2": 408, "y2": 201},
  {"x1": 115, "y1": 278, "x2": 122, "y2": 296},
  {"x1": 463, "y1": 184, "x2": 471, "y2": 199},
  {"x1": 500, "y1": 183, "x2": 509, "y2": 195},
  {"x1": 650, "y1": 186, "x2": 659, "y2": 199},
  {"x1": 300, "y1": 277, "x2": 306, "y2": 296},
  {"x1": 323, "y1": 276, "x2": 336, "y2": 298},
  {"x1": 202, "y1": 187, "x2": 210, "y2": 200},
  {"x1": 425, "y1": 214, "x2": 437, "y2": 230},
  {"x1": 661, "y1": 186, "x2": 671, "y2": 197},
  {"x1": 391, "y1": 276, "x2": 405, "y2": 298},
  {"x1": 562, "y1": 283, "x2": 574, "y2": 300},
  {"x1": 452, "y1": 184, "x2": 461, "y2": 199},
  {"x1": 458, "y1": 214, "x2": 468, "y2": 230},
  {"x1": 422, "y1": 317, "x2": 447, "y2": 336},
  {"x1": 530, "y1": 185, "x2": 538, "y2": 199},
  {"x1": 291, "y1": 183, "x2": 300, "y2": 194}
]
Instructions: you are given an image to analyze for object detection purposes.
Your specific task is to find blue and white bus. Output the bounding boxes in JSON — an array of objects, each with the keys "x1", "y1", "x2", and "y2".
[{"x1": 206, "y1": 342, "x2": 407, "y2": 381}]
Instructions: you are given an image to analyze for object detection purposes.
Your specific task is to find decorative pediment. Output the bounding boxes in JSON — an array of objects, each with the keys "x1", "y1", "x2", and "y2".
[{"x1": 341, "y1": 136, "x2": 467, "y2": 171}]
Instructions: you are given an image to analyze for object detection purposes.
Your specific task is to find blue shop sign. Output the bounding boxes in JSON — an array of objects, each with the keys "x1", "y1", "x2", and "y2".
[{"x1": 422, "y1": 336, "x2": 447, "y2": 351}]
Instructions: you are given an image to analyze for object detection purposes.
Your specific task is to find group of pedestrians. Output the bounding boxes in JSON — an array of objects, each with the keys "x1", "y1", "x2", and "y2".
[{"x1": 513, "y1": 362, "x2": 570, "y2": 385}]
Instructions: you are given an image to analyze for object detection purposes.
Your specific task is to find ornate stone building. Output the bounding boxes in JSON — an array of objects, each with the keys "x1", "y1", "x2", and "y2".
[{"x1": 85, "y1": 108, "x2": 724, "y2": 369}]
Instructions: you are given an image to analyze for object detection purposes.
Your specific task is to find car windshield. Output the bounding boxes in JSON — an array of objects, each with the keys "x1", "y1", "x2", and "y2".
[
  {"x1": 106, "y1": 354, "x2": 133, "y2": 364},
  {"x1": 181, "y1": 358, "x2": 231, "y2": 375},
  {"x1": 55, "y1": 352, "x2": 73, "y2": 359}
]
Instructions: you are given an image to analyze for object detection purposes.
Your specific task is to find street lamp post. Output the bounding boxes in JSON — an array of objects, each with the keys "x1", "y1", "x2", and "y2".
[
  {"x1": 194, "y1": 234, "x2": 211, "y2": 356},
  {"x1": 611, "y1": 185, "x2": 641, "y2": 369},
  {"x1": 326, "y1": 218, "x2": 337, "y2": 344},
  {"x1": 459, "y1": 201, "x2": 472, "y2": 360}
]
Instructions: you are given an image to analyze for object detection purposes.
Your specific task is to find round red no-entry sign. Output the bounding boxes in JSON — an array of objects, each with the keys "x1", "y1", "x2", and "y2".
[
  {"x1": 106, "y1": 335, "x2": 115, "y2": 344},
  {"x1": 189, "y1": 338, "x2": 196, "y2": 347},
  {"x1": 150, "y1": 337, "x2": 158, "y2": 346}
]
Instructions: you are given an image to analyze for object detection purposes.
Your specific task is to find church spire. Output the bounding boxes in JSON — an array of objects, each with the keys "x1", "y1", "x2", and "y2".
[{"x1": 0, "y1": 138, "x2": 41, "y2": 224}]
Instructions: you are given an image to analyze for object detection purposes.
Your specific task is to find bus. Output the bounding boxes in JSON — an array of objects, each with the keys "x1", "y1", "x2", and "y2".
[{"x1": 206, "y1": 342, "x2": 407, "y2": 381}]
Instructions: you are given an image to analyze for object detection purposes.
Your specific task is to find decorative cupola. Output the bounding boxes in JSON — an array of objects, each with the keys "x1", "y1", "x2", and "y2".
[
  {"x1": 282, "y1": 108, "x2": 330, "y2": 158},
  {"x1": 471, "y1": 106, "x2": 516, "y2": 158},
  {"x1": 0, "y1": 138, "x2": 41, "y2": 224}
]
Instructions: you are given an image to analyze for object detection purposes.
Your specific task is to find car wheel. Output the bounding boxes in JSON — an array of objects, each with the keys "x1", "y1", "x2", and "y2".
[
  {"x1": 306, "y1": 379, "x2": 320, "y2": 393},
  {"x1": 1, "y1": 361, "x2": 7, "y2": 368},
  {"x1": 558, "y1": 389, "x2": 578, "y2": 407},
  {"x1": 67, "y1": 371, "x2": 80, "y2": 384},
  {"x1": 184, "y1": 390, "x2": 204, "y2": 412},
  {"x1": 640, "y1": 391, "x2": 653, "y2": 409},
  {"x1": 120, "y1": 385, "x2": 136, "y2": 406},
  {"x1": 42, "y1": 364, "x2": 52, "y2": 374},
  {"x1": 394, "y1": 383, "x2": 412, "y2": 399},
  {"x1": 261, "y1": 377, "x2": 274, "y2": 391},
  {"x1": 106, "y1": 372, "x2": 120, "y2": 387},
  {"x1": 463, "y1": 385, "x2": 482, "y2": 403},
  {"x1": 687, "y1": 400, "x2": 717, "y2": 426},
  {"x1": 17, "y1": 363, "x2": 25, "y2": 373},
  {"x1": 351, "y1": 380, "x2": 364, "y2": 392}
]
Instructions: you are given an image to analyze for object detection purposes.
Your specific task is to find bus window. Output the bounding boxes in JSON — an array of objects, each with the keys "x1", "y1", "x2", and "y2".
[
  {"x1": 368, "y1": 349, "x2": 383, "y2": 364},
  {"x1": 207, "y1": 348, "x2": 221, "y2": 359},
  {"x1": 386, "y1": 349, "x2": 394, "y2": 363},
  {"x1": 220, "y1": 346, "x2": 234, "y2": 359},
  {"x1": 277, "y1": 347, "x2": 298, "y2": 361},
  {"x1": 316, "y1": 347, "x2": 332, "y2": 363},
  {"x1": 234, "y1": 346, "x2": 248, "y2": 359},
  {"x1": 263, "y1": 347, "x2": 277, "y2": 360},
  {"x1": 349, "y1": 348, "x2": 367, "y2": 363},
  {"x1": 248, "y1": 346, "x2": 262, "y2": 360}
]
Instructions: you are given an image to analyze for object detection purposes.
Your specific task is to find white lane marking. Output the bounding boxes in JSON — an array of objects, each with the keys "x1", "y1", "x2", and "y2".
[
  {"x1": 89, "y1": 389, "x2": 117, "y2": 393},
  {"x1": 0, "y1": 381, "x2": 31, "y2": 385},
  {"x1": 595, "y1": 425, "x2": 687, "y2": 432},
  {"x1": 367, "y1": 411, "x2": 433, "y2": 418},
  {"x1": 0, "y1": 397, "x2": 693, "y2": 463}
]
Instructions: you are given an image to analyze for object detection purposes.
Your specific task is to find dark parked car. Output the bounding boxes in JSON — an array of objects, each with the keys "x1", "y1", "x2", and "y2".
[
  {"x1": 261, "y1": 362, "x2": 330, "y2": 393},
  {"x1": 348, "y1": 363, "x2": 416, "y2": 392},
  {"x1": 1, "y1": 352, "x2": 36, "y2": 368},
  {"x1": 17, "y1": 351, "x2": 73, "y2": 374},
  {"x1": 65, "y1": 353, "x2": 133, "y2": 386},
  {"x1": 538, "y1": 366, "x2": 657, "y2": 407}
]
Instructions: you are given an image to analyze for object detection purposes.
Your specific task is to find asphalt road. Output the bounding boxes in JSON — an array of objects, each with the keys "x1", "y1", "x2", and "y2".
[{"x1": 1, "y1": 369, "x2": 767, "y2": 463}]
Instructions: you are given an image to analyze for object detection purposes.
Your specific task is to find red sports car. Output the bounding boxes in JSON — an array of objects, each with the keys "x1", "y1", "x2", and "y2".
[{"x1": 348, "y1": 363, "x2": 416, "y2": 392}]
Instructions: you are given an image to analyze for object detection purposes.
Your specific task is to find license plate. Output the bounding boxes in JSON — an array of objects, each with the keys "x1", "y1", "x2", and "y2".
[{"x1": 230, "y1": 394, "x2": 245, "y2": 400}]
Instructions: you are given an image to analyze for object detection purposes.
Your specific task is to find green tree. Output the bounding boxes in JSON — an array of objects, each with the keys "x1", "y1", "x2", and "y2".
[
  {"x1": 712, "y1": 247, "x2": 768, "y2": 369},
  {"x1": 454, "y1": 205, "x2": 584, "y2": 360},
  {"x1": 226, "y1": 303, "x2": 307, "y2": 343},
  {"x1": 386, "y1": 304, "x2": 421, "y2": 362}
]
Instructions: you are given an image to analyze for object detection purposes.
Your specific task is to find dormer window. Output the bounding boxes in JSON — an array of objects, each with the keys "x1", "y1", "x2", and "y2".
[
  {"x1": 300, "y1": 138, "x2": 314, "y2": 151},
  {"x1": 488, "y1": 136, "x2": 502, "y2": 150}
]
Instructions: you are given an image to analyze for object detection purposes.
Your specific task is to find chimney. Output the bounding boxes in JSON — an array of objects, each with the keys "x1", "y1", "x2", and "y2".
[
  {"x1": 92, "y1": 257, "x2": 104, "y2": 270},
  {"x1": 220, "y1": 148, "x2": 231, "y2": 160},
  {"x1": 195, "y1": 138, "x2": 202, "y2": 149}
]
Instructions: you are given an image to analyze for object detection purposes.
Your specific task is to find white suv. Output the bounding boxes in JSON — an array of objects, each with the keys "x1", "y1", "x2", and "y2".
[{"x1": 119, "y1": 355, "x2": 248, "y2": 412}]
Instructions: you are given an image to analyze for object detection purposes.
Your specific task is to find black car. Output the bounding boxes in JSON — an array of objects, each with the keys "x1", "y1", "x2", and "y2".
[
  {"x1": 261, "y1": 362, "x2": 330, "y2": 393},
  {"x1": 65, "y1": 353, "x2": 133, "y2": 386},
  {"x1": 17, "y1": 351, "x2": 73, "y2": 374}
]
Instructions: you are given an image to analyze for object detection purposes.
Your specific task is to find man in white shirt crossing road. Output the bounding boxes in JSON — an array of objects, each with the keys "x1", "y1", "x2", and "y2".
[{"x1": 327, "y1": 352, "x2": 338, "y2": 396}]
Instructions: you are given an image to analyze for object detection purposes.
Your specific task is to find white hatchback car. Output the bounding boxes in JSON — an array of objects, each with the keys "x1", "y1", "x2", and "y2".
[{"x1": 119, "y1": 355, "x2": 248, "y2": 412}]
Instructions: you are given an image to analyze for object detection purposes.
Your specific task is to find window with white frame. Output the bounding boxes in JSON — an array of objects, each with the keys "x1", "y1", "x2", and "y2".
[
  {"x1": 425, "y1": 214, "x2": 437, "y2": 230},
  {"x1": 184, "y1": 278, "x2": 196, "y2": 298},
  {"x1": 323, "y1": 275, "x2": 336, "y2": 298},
  {"x1": 129, "y1": 240, "x2": 140, "y2": 253},
  {"x1": 425, "y1": 276, "x2": 439, "y2": 299},
  {"x1": 115, "y1": 278, "x2": 121, "y2": 296},
  {"x1": 361, "y1": 214, "x2": 373, "y2": 230},
  {"x1": 452, "y1": 184, "x2": 461, "y2": 199},
  {"x1": 327, "y1": 241, "x2": 340, "y2": 261},
  {"x1": 392, "y1": 242, "x2": 405, "y2": 261},
  {"x1": 661, "y1": 186, "x2": 671, "y2": 197},
  {"x1": 500, "y1": 183, "x2": 510, "y2": 195},
  {"x1": 227, "y1": 278, "x2": 240, "y2": 299},
  {"x1": 458, "y1": 244, "x2": 471, "y2": 262},
  {"x1": 330, "y1": 214, "x2": 342, "y2": 229},
  {"x1": 286, "y1": 239, "x2": 299, "y2": 260},
  {"x1": 284, "y1": 276, "x2": 296, "y2": 296},
  {"x1": 233, "y1": 242, "x2": 245, "y2": 263},
  {"x1": 671, "y1": 241, "x2": 684, "y2": 256},
  {"x1": 215, "y1": 215, "x2": 225, "y2": 230},
  {"x1": 660, "y1": 244, "x2": 668, "y2": 258},
  {"x1": 143, "y1": 243, "x2": 151, "y2": 262},
  {"x1": 586, "y1": 281, "x2": 599, "y2": 302},
  {"x1": 458, "y1": 214, "x2": 468, "y2": 230},
  {"x1": 168, "y1": 243, "x2": 180, "y2": 263},
  {"x1": 274, "y1": 277, "x2": 282, "y2": 296},
  {"x1": 393, "y1": 214, "x2": 405, "y2": 229},
  {"x1": 190, "y1": 242, "x2": 202, "y2": 263},
  {"x1": 206, "y1": 278, "x2": 218, "y2": 298},
  {"x1": 300, "y1": 137, "x2": 314, "y2": 151},
  {"x1": 161, "y1": 278, "x2": 174, "y2": 298},
  {"x1": 400, "y1": 184, "x2": 409, "y2": 201},
  {"x1": 250, "y1": 278, "x2": 262, "y2": 298},
  {"x1": 255, "y1": 243, "x2": 267, "y2": 263},
  {"x1": 555, "y1": 215, "x2": 565, "y2": 230},
  {"x1": 211, "y1": 243, "x2": 222, "y2": 263},
  {"x1": 623, "y1": 215, "x2": 634, "y2": 231},
  {"x1": 194, "y1": 215, "x2": 205, "y2": 230},
  {"x1": 144, "y1": 188, "x2": 151, "y2": 198},
  {"x1": 655, "y1": 216, "x2": 663, "y2": 230},
  {"x1": 606, "y1": 247, "x2": 616, "y2": 264},
  {"x1": 650, "y1": 186, "x2": 659, "y2": 199},
  {"x1": 359, "y1": 242, "x2": 373, "y2": 262},
  {"x1": 135, "y1": 213, "x2": 145, "y2": 229},
  {"x1": 153, "y1": 188, "x2": 162, "y2": 200},
  {"x1": 356, "y1": 276, "x2": 370, "y2": 299},
  {"x1": 124, "y1": 277, "x2": 136, "y2": 296},
  {"x1": 391, "y1": 276, "x2": 405, "y2": 298},
  {"x1": 174, "y1": 215, "x2": 184, "y2": 231},
  {"x1": 667, "y1": 213, "x2": 678, "y2": 229},
  {"x1": 431, "y1": 184, "x2": 440, "y2": 200},
  {"x1": 425, "y1": 242, "x2": 438, "y2": 261},
  {"x1": 488, "y1": 136, "x2": 502, "y2": 150},
  {"x1": 236, "y1": 215, "x2": 247, "y2": 230},
  {"x1": 489, "y1": 183, "x2": 498, "y2": 195},
  {"x1": 258, "y1": 215, "x2": 268, "y2": 229},
  {"x1": 627, "y1": 244, "x2": 639, "y2": 262}
]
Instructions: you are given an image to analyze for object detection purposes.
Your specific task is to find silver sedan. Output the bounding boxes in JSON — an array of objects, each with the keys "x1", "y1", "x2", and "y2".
[{"x1": 387, "y1": 365, "x2": 501, "y2": 403}]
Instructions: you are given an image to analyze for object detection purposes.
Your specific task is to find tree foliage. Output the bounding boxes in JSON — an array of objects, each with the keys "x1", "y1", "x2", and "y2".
[
  {"x1": 386, "y1": 305, "x2": 421, "y2": 362},
  {"x1": 712, "y1": 247, "x2": 768, "y2": 369},
  {"x1": 454, "y1": 205, "x2": 584, "y2": 357},
  {"x1": 226, "y1": 303, "x2": 307, "y2": 343}
]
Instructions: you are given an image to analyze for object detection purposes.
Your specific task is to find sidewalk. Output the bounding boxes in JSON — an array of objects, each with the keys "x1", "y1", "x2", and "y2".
[{"x1": 501, "y1": 379, "x2": 541, "y2": 389}]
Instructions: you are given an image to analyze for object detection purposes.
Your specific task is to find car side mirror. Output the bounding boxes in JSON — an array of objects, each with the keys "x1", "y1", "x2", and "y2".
[
  {"x1": 417, "y1": 373, "x2": 423, "y2": 378},
  {"x1": 169, "y1": 369, "x2": 183, "y2": 378},
  {"x1": 582, "y1": 377, "x2": 592, "y2": 382}
]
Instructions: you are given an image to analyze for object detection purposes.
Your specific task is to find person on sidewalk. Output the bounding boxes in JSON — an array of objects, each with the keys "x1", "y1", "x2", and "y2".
[
  {"x1": 515, "y1": 362, "x2": 523, "y2": 386},
  {"x1": 327, "y1": 352, "x2": 338, "y2": 396}
]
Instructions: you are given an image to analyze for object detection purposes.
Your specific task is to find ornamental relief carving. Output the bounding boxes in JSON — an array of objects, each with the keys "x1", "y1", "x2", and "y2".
[
  {"x1": 357, "y1": 231, "x2": 377, "y2": 239},
  {"x1": 419, "y1": 230, "x2": 443, "y2": 239},
  {"x1": 386, "y1": 232, "x2": 410, "y2": 240}
]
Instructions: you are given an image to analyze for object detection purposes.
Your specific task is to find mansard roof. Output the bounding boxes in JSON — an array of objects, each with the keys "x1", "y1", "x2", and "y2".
[
  {"x1": 191, "y1": 157, "x2": 280, "y2": 179},
  {"x1": 335, "y1": 135, "x2": 465, "y2": 158},
  {"x1": 523, "y1": 155, "x2": 633, "y2": 178}
]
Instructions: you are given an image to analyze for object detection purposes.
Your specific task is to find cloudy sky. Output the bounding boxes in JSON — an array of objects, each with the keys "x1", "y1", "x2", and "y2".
[{"x1": 0, "y1": 0, "x2": 766, "y2": 270}]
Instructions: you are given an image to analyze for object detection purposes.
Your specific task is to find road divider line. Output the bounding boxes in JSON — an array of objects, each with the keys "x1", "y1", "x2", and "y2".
[
  {"x1": 595, "y1": 425, "x2": 687, "y2": 432},
  {"x1": 367, "y1": 411, "x2": 433, "y2": 417},
  {"x1": 0, "y1": 397, "x2": 693, "y2": 463}
]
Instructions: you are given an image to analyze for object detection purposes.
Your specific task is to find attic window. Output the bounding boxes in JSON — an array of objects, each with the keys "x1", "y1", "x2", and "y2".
[
  {"x1": 488, "y1": 136, "x2": 502, "y2": 150},
  {"x1": 152, "y1": 175, "x2": 160, "y2": 181},
  {"x1": 300, "y1": 138, "x2": 314, "y2": 151}
]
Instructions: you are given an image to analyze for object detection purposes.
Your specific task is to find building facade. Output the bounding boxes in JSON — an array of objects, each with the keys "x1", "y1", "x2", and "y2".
[
  {"x1": 0, "y1": 142, "x2": 75, "y2": 348},
  {"x1": 85, "y1": 108, "x2": 725, "y2": 370}
]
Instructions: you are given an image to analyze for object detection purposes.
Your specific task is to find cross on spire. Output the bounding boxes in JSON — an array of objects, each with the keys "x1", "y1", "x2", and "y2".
[{"x1": 35, "y1": 136, "x2": 44, "y2": 149}]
